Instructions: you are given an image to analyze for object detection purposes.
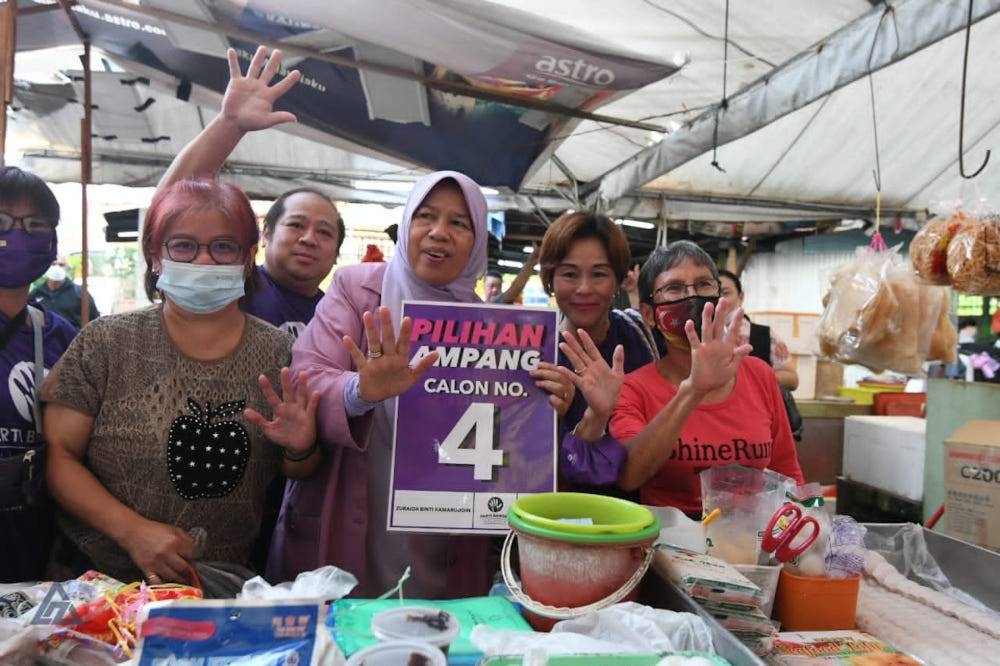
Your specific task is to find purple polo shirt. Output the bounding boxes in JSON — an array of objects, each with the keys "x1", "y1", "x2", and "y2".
[
  {"x1": 1, "y1": 307, "x2": 76, "y2": 456},
  {"x1": 242, "y1": 266, "x2": 323, "y2": 338}
]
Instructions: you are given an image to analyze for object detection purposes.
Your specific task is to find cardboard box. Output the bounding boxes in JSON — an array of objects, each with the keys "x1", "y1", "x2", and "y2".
[
  {"x1": 842, "y1": 416, "x2": 926, "y2": 501},
  {"x1": 944, "y1": 420, "x2": 1000, "y2": 550},
  {"x1": 791, "y1": 353, "x2": 817, "y2": 400}
]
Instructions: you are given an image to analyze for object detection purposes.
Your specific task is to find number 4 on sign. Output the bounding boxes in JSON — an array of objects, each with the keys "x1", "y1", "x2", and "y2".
[{"x1": 438, "y1": 402, "x2": 504, "y2": 480}]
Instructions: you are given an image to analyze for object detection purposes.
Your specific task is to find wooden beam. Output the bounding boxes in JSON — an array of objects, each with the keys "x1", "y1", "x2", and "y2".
[{"x1": 0, "y1": 0, "x2": 16, "y2": 167}]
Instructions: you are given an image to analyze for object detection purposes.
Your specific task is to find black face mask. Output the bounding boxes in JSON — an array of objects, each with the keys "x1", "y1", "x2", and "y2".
[{"x1": 653, "y1": 295, "x2": 720, "y2": 349}]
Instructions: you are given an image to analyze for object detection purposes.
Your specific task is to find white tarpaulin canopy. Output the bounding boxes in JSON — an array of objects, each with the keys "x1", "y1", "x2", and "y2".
[{"x1": 7, "y1": 0, "x2": 1000, "y2": 226}]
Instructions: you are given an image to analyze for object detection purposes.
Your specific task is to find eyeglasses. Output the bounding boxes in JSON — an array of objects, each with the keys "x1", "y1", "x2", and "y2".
[
  {"x1": 651, "y1": 278, "x2": 720, "y2": 302},
  {"x1": 0, "y1": 212, "x2": 55, "y2": 235},
  {"x1": 163, "y1": 236, "x2": 243, "y2": 264}
]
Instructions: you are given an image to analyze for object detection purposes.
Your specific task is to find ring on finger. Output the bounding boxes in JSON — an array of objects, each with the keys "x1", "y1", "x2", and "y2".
[
  {"x1": 367, "y1": 348, "x2": 384, "y2": 359},
  {"x1": 146, "y1": 572, "x2": 161, "y2": 583}
]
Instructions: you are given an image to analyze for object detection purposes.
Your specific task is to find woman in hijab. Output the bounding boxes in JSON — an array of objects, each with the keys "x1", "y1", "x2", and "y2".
[{"x1": 268, "y1": 171, "x2": 573, "y2": 598}]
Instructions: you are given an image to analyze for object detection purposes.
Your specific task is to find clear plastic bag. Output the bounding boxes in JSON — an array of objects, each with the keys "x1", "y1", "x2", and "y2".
[
  {"x1": 818, "y1": 247, "x2": 953, "y2": 374},
  {"x1": 946, "y1": 214, "x2": 1000, "y2": 295},
  {"x1": 910, "y1": 210, "x2": 973, "y2": 285}
]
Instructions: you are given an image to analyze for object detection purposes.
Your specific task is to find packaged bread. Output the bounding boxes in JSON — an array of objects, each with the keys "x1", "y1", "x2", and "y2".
[
  {"x1": 927, "y1": 290, "x2": 957, "y2": 364},
  {"x1": 817, "y1": 248, "x2": 898, "y2": 370},
  {"x1": 910, "y1": 211, "x2": 972, "y2": 285},
  {"x1": 946, "y1": 215, "x2": 1000, "y2": 294},
  {"x1": 819, "y1": 251, "x2": 950, "y2": 374}
]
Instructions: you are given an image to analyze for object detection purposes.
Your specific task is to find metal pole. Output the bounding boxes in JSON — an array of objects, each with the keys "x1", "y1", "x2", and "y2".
[{"x1": 80, "y1": 39, "x2": 92, "y2": 326}]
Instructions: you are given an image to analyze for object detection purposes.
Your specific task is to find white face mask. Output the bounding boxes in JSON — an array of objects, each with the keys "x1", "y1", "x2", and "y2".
[
  {"x1": 156, "y1": 259, "x2": 245, "y2": 314},
  {"x1": 45, "y1": 265, "x2": 67, "y2": 283}
]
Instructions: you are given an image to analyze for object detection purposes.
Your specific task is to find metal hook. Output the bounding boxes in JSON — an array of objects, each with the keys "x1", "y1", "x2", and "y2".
[{"x1": 959, "y1": 0, "x2": 990, "y2": 179}]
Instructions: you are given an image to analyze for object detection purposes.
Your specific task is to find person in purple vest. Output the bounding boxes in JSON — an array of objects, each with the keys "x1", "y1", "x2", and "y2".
[
  {"x1": 159, "y1": 47, "x2": 344, "y2": 338},
  {"x1": 0, "y1": 166, "x2": 77, "y2": 582}
]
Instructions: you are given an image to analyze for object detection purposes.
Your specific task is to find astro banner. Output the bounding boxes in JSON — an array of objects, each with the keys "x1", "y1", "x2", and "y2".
[{"x1": 388, "y1": 301, "x2": 558, "y2": 534}]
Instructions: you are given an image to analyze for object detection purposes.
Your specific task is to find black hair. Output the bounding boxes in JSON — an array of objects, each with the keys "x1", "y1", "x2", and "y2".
[
  {"x1": 263, "y1": 188, "x2": 345, "y2": 253},
  {"x1": 717, "y1": 269, "x2": 743, "y2": 295},
  {"x1": 0, "y1": 166, "x2": 60, "y2": 225},
  {"x1": 958, "y1": 318, "x2": 978, "y2": 329},
  {"x1": 485, "y1": 269, "x2": 502, "y2": 279}
]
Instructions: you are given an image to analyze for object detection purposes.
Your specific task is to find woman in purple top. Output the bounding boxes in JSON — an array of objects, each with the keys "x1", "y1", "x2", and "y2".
[
  {"x1": 0, "y1": 166, "x2": 77, "y2": 582},
  {"x1": 536, "y1": 212, "x2": 659, "y2": 500},
  {"x1": 268, "y1": 171, "x2": 572, "y2": 598}
]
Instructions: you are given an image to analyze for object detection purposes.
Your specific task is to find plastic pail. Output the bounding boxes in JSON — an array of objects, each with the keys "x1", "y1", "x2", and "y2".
[
  {"x1": 502, "y1": 493, "x2": 660, "y2": 631},
  {"x1": 772, "y1": 568, "x2": 861, "y2": 630}
]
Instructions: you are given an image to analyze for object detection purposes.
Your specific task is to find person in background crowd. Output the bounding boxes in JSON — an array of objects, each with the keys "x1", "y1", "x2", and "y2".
[
  {"x1": 957, "y1": 318, "x2": 978, "y2": 344},
  {"x1": 484, "y1": 243, "x2": 542, "y2": 304},
  {"x1": 483, "y1": 270, "x2": 504, "y2": 302},
  {"x1": 717, "y1": 269, "x2": 798, "y2": 390},
  {"x1": 609, "y1": 242, "x2": 804, "y2": 515},
  {"x1": 159, "y1": 46, "x2": 344, "y2": 339},
  {"x1": 44, "y1": 179, "x2": 319, "y2": 591},
  {"x1": 361, "y1": 244, "x2": 385, "y2": 263},
  {"x1": 535, "y1": 212, "x2": 659, "y2": 501},
  {"x1": 0, "y1": 166, "x2": 77, "y2": 583},
  {"x1": 268, "y1": 170, "x2": 573, "y2": 597},
  {"x1": 30, "y1": 256, "x2": 101, "y2": 330}
]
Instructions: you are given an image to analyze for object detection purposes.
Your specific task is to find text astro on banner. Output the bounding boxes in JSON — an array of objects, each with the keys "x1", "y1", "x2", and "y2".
[{"x1": 388, "y1": 301, "x2": 558, "y2": 534}]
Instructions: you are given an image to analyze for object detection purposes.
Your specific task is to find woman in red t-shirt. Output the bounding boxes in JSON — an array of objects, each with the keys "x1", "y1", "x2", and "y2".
[{"x1": 607, "y1": 241, "x2": 804, "y2": 514}]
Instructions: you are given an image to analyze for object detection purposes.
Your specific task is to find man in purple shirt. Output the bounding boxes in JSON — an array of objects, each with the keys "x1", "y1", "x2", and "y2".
[
  {"x1": 159, "y1": 49, "x2": 344, "y2": 334},
  {"x1": 241, "y1": 188, "x2": 344, "y2": 337},
  {"x1": 1, "y1": 166, "x2": 77, "y2": 582}
]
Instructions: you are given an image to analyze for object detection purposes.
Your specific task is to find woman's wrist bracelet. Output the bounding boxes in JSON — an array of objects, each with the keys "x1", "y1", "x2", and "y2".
[{"x1": 283, "y1": 441, "x2": 318, "y2": 462}]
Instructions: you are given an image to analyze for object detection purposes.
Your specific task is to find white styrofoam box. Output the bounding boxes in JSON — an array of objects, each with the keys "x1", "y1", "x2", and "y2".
[{"x1": 842, "y1": 416, "x2": 927, "y2": 501}]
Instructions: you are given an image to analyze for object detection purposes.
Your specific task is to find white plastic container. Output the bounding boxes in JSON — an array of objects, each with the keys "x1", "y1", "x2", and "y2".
[
  {"x1": 648, "y1": 505, "x2": 707, "y2": 554},
  {"x1": 370, "y1": 606, "x2": 460, "y2": 655},
  {"x1": 345, "y1": 640, "x2": 447, "y2": 666}
]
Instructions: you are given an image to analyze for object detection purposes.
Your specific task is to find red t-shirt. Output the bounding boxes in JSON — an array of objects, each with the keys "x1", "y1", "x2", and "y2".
[{"x1": 609, "y1": 357, "x2": 804, "y2": 513}]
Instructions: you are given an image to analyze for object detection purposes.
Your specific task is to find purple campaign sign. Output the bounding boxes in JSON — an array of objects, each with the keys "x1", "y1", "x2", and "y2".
[{"x1": 389, "y1": 301, "x2": 557, "y2": 533}]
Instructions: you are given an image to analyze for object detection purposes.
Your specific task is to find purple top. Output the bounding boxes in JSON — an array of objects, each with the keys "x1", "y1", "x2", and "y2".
[
  {"x1": 242, "y1": 266, "x2": 323, "y2": 338},
  {"x1": 0, "y1": 307, "x2": 76, "y2": 456},
  {"x1": 559, "y1": 308, "x2": 657, "y2": 496}
]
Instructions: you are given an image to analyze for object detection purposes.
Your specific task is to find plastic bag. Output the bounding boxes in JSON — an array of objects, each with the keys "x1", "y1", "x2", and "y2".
[
  {"x1": 700, "y1": 465, "x2": 796, "y2": 565},
  {"x1": 470, "y1": 602, "x2": 715, "y2": 657},
  {"x1": 239, "y1": 565, "x2": 357, "y2": 601},
  {"x1": 910, "y1": 209, "x2": 973, "y2": 285},
  {"x1": 818, "y1": 247, "x2": 952, "y2": 374},
  {"x1": 947, "y1": 214, "x2": 1000, "y2": 295}
]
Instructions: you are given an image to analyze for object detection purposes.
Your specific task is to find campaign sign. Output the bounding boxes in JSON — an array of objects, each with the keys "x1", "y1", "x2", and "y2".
[{"x1": 388, "y1": 301, "x2": 558, "y2": 534}]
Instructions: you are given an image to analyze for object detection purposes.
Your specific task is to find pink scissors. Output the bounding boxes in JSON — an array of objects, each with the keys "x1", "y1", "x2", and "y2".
[{"x1": 762, "y1": 503, "x2": 820, "y2": 562}]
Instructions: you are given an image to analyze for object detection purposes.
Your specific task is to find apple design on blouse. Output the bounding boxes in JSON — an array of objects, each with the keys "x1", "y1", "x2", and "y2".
[{"x1": 167, "y1": 398, "x2": 250, "y2": 500}]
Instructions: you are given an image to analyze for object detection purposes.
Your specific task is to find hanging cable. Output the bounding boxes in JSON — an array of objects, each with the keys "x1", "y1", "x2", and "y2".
[
  {"x1": 865, "y1": 3, "x2": 900, "y2": 244},
  {"x1": 959, "y1": 0, "x2": 990, "y2": 179},
  {"x1": 709, "y1": 0, "x2": 730, "y2": 172}
]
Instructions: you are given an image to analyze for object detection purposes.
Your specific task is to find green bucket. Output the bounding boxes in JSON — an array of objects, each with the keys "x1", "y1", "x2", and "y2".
[{"x1": 509, "y1": 492, "x2": 661, "y2": 544}]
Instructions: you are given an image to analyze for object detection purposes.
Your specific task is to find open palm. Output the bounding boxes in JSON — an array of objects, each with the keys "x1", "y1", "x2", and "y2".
[
  {"x1": 559, "y1": 328, "x2": 624, "y2": 420},
  {"x1": 687, "y1": 298, "x2": 751, "y2": 395},
  {"x1": 222, "y1": 47, "x2": 301, "y2": 132}
]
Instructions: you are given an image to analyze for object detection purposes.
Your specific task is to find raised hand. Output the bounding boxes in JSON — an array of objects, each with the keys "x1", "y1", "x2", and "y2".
[
  {"x1": 222, "y1": 46, "x2": 301, "y2": 132},
  {"x1": 622, "y1": 264, "x2": 641, "y2": 308},
  {"x1": 244, "y1": 367, "x2": 319, "y2": 456},
  {"x1": 556, "y1": 328, "x2": 625, "y2": 421},
  {"x1": 685, "y1": 297, "x2": 752, "y2": 397},
  {"x1": 344, "y1": 306, "x2": 439, "y2": 403}
]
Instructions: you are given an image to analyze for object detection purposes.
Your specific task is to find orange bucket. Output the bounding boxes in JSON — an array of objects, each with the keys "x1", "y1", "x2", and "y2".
[{"x1": 772, "y1": 568, "x2": 861, "y2": 631}]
